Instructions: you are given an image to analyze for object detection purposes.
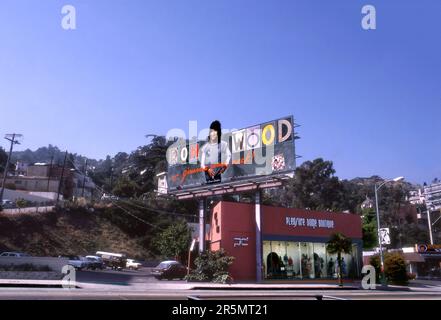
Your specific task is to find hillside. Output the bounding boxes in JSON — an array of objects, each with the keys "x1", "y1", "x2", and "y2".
[{"x1": 0, "y1": 204, "x2": 173, "y2": 260}]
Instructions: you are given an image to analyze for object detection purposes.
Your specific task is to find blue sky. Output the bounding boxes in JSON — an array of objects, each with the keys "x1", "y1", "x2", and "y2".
[{"x1": 0, "y1": 0, "x2": 440, "y2": 184}]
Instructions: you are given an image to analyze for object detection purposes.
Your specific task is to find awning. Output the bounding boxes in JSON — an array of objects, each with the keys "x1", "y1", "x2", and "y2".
[{"x1": 403, "y1": 252, "x2": 425, "y2": 263}]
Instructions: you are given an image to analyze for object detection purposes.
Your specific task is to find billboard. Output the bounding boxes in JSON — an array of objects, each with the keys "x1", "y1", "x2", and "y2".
[{"x1": 166, "y1": 116, "x2": 296, "y2": 193}]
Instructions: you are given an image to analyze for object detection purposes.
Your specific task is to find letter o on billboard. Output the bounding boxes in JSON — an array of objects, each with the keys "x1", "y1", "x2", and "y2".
[
  {"x1": 247, "y1": 132, "x2": 259, "y2": 148},
  {"x1": 262, "y1": 124, "x2": 275, "y2": 146},
  {"x1": 180, "y1": 146, "x2": 188, "y2": 163}
]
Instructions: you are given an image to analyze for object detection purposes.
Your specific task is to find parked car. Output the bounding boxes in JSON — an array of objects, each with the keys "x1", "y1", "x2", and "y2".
[
  {"x1": 85, "y1": 255, "x2": 105, "y2": 270},
  {"x1": 60, "y1": 255, "x2": 89, "y2": 270},
  {"x1": 152, "y1": 261, "x2": 187, "y2": 280},
  {"x1": 96, "y1": 251, "x2": 126, "y2": 270},
  {"x1": 126, "y1": 259, "x2": 142, "y2": 270},
  {"x1": 1, "y1": 200, "x2": 14, "y2": 209},
  {"x1": 0, "y1": 252, "x2": 30, "y2": 257}
]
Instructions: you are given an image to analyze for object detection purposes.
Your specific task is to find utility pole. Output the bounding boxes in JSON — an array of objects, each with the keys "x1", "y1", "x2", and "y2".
[
  {"x1": 46, "y1": 155, "x2": 54, "y2": 192},
  {"x1": 0, "y1": 133, "x2": 23, "y2": 205},
  {"x1": 82, "y1": 159, "x2": 88, "y2": 198},
  {"x1": 56, "y1": 151, "x2": 68, "y2": 205}
]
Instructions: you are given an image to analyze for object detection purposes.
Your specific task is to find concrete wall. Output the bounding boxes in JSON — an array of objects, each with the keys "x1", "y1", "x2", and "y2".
[
  {"x1": 5, "y1": 177, "x2": 60, "y2": 193},
  {"x1": 0, "y1": 257, "x2": 68, "y2": 273},
  {"x1": 210, "y1": 201, "x2": 257, "y2": 281}
]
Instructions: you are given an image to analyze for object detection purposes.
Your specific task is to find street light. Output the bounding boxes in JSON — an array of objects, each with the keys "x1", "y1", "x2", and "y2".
[{"x1": 374, "y1": 176, "x2": 404, "y2": 286}]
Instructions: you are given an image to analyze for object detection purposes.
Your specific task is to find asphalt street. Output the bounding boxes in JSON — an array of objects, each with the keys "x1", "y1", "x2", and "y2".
[{"x1": 0, "y1": 268, "x2": 440, "y2": 300}]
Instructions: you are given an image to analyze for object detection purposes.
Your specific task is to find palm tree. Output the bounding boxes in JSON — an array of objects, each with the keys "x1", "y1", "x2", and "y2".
[{"x1": 327, "y1": 232, "x2": 352, "y2": 287}]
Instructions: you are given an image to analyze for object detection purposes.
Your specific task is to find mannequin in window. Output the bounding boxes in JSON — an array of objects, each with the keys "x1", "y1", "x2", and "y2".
[
  {"x1": 341, "y1": 257, "x2": 347, "y2": 276},
  {"x1": 327, "y1": 258, "x2": 335, "y2": 277}
]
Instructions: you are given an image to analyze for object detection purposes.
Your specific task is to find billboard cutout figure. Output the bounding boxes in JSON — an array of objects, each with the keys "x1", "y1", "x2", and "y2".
[{"x1": 200, "y1": 120, "x2": 231, "y2": 184}]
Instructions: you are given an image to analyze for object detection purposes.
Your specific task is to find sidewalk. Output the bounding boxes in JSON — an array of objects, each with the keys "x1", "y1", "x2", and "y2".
[{"x1": 1, "y1": 278, "x2": 440, "y2": 293}]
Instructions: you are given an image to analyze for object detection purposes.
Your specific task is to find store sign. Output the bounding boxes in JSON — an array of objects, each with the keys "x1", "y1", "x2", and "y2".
[
  {"x1": 285, "y1": 217, "x2": 335, "y2": 229},
  {"x1": 379, "y1": 228, "x2": 391, "y2": 245},
  {"x1": 234, "y1": 237, "x2": 249, "y2": 247},
  {"x1": 417, "y1": 244, "x2": 441, "y2": 254},
  {"x1": 166, "y1": 116, "x2": 296, "y2": 192}
]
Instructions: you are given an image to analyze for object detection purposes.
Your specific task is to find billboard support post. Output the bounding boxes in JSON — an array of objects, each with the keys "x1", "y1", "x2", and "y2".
[
  {"x1": 255, "y1": 190, "x2": 262, "y2": 282},
  {"x1": 199, "y1": 199, "x2": 205, "y2": 253}
]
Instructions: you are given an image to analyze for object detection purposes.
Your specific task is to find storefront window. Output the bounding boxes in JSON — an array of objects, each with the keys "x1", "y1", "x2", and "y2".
[
  {"x1": 312, "y1": 243, "x2": 327, "y2": 279},
  {"x1": 263, "y1": 240, "x2": 359, "y2": 280},
  {"x1": 300, "y1": 242, "x2": 314, "y2": 279},
  {"x1": 264, "y1": 241, "x2": 288, "y2": 279},
  {"x1": 285, "y1": 242, "x2": 300, "y2": 279},
  {"x1": 324, "y1": 244, "x2": 358, "y2": 279}
]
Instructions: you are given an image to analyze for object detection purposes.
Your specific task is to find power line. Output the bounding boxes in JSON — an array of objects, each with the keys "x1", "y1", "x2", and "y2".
[
  {"x1": 94, "y1": 184, "x2": 164, "y2": 230},
  {"x1": 66, "y1": 156, "x2": 194, "y2": 229}
]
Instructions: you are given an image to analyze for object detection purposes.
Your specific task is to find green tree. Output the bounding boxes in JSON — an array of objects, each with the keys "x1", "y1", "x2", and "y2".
[
  {"x1": 16, "y1": 198, "x2": 27, "y2": 213},
  {"x1": 0, "y1": 147, "x2": 7, "y2": 174},
  {"x1": 287, "y1": 158, "x2": 347, "y2": 211},
  {"x1": 154, "y1": 220, "x2": 192, "y2": 261},
  {"x1": 362, "y1": 208, "x2": 378, "y2": 249},
  {"x1": 112, "y1": 176, "x2": 141, "y2": 198},
  {"x1": 327, "y1": 232, "x2": 353, "y2": 286}
]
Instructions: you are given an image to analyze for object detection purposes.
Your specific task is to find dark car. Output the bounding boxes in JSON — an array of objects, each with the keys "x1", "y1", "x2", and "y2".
[
  {"x1": 152, "y1": 261, "x2": 187, "y2": 280},
  {"x1": 85, "y1": 256, "x2": 105, "y2": 270}
]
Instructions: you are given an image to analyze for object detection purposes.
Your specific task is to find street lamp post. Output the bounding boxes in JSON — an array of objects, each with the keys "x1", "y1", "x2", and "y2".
[{"x1": 374, "y1": 176, "x2": 404, "y2": 287}]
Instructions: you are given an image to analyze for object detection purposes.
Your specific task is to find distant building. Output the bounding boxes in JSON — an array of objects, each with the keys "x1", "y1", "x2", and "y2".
[
  {"x1": 364, "y1": 245, "x2": 441, "y2": 280},
  {"x1": 5, "y1": 176, "x2": 61, "y2": 193},
  {"x1": 407, "y1": 189, "x2": 425, "y2": 206},
  {"x1": 360, "y1": 196, "x2": 374, "y2": 210},
  {"x1": 424, "y1": 182, "x2": 441, "y2": 211},
  {"x1": 15, "y1": 161, "x2": 28, "y2": 176},
  {"x1": 1, "y1": 162, "x2": 95, "y2": 200}
]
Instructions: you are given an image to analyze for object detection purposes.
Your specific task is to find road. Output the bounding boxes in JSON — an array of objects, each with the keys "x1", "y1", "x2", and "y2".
[{"x1": 0, "y1": 268, "x2": 440, "y2": 300}]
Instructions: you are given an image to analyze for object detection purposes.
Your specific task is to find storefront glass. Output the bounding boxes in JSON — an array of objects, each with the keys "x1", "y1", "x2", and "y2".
[
  {"x1": 263, "y1": 240, "x2": 359, "y2": 280},
  {"x1": 312, "y1": 243, "x2": 327, "y2": 279},
  {"x1": 285, "y1": 242, "x2": 301, "y2": 279}
]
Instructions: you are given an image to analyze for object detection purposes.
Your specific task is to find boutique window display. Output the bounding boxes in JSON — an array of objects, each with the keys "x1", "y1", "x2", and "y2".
[
  {"x1": 263, "y1": 240, "x2": 360, "y2": 280},
  {"x1": 285, "y1": 242, "x2": 301, "y2": 279},
  {"x1": 312, "y1": 243, "x2": 327, "y2": 279},
  {"x1": 264, "y1": 241, "x2": 289, "y2": 279}
]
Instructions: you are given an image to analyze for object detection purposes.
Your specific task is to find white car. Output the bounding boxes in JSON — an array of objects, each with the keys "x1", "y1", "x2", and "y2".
[{"x1": 126, "y1": 259, "x2": 142, "y2": 270}]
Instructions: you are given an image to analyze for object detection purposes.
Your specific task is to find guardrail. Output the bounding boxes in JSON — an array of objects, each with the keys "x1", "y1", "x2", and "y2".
[
  {"x1": 0, "y1": 256, "x2": 69, "y2": 274},
  {"x1": 1, "y1": 206, "x2": 55, "y2": 215}
]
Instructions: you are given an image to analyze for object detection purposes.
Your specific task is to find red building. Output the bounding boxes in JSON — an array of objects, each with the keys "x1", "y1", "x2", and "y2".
[{"x1": 209, "y1": 201, "x2": 363, "y2": 282}]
